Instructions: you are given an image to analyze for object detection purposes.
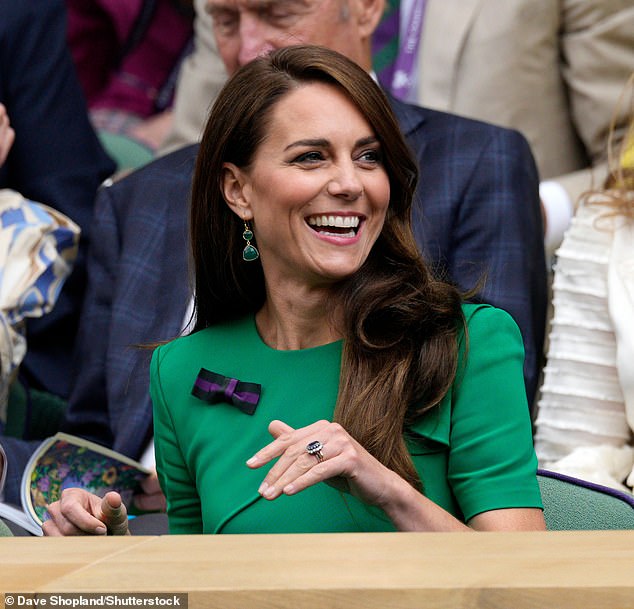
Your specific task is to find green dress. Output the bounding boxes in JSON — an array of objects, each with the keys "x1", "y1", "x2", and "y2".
[{"x1": 151, "y1": 303, "x2": 542, "y2": 534}]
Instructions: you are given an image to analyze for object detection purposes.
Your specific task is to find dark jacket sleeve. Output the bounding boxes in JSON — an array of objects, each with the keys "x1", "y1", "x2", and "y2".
[
  {"x1": 406, "y1": 108, "x2": 547, "y2": 408},
  {"x1": 63, "y1": 147, "x2": 195, "y2": 460},
  {"x1": 61, "y1": 182, "x2": 121, "y2": 449},
  {"x1": 451, "y1": 127, "x2": 546, "y2": 407}
]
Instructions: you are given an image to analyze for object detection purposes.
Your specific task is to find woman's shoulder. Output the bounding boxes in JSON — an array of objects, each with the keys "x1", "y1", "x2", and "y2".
[
  {"x1": 457, "y1": 302, "x2": 524, "y2": 362},
  {"x1": 460, "y1": 302, "x2": 520, "y2": 335}
]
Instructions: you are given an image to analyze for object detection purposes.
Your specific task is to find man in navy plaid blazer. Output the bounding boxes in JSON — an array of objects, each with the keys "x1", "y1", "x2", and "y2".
[{"x1": 0, "y1": 0, "x2": 546, "y2": 510}]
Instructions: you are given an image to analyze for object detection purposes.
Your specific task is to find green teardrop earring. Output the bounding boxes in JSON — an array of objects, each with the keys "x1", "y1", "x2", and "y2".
[{"x1": 242, "y1": 221, "x2": 259, "y2": 262}]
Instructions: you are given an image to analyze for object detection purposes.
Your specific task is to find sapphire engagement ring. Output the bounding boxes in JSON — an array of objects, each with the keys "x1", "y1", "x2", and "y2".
[{"x1": 306, "y1": 440, "x2": 324, "y2": 463}]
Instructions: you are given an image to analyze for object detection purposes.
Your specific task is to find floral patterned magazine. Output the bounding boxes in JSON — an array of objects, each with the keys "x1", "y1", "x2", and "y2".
[{"x1": 2, "y1": 432, "x2": 150, "y2": 535}]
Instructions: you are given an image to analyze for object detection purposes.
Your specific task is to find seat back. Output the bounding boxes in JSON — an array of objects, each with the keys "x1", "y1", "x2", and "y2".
[
  {"x1": 97, "y1": 131, "x2": 154, "y2": 172},
  {"x1": 538, "y1": 469, "x2": 634, "y2": 530},
  {"x1": 0, "y1": 518, "x2": 14, "y2": 536}
]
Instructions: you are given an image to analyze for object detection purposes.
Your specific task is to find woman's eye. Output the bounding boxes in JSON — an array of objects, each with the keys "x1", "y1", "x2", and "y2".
[
  {"x1": 357, "y1": 149, "x2": 382, "y2": 164},
  {"x1": 293, "y1": 151, "x2": 324, "y2": 164}
]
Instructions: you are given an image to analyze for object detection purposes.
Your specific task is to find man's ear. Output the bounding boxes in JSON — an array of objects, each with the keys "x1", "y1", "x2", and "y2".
[
  {"x1": 221, "y1": 162, "x2": 253, "y2": 220},
  {"x1": 355, "y1": 0, "x2": 386, "y2": 39}
]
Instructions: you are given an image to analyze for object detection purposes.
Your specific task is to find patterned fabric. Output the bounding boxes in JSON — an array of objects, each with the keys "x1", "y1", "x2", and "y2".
[
  {"x1": 0, "y1": 190, "x2": 79, "y2": 427},
  {"x1": 191, "y1": 368, "x2": 261, "y2": 415}
]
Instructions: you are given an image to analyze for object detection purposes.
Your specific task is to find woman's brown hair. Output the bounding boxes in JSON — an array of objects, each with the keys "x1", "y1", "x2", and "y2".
[{"x1": 190, "y1": 45, "x2": 464, "y2": 489}]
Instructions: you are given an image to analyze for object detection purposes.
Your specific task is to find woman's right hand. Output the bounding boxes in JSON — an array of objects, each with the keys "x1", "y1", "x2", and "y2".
[
  {"x1": 42, "y1": 489, "x2": 129, "y2": 536},
  {"x1": 0, "y1": 103, "x2": 15, "y2": 167}
]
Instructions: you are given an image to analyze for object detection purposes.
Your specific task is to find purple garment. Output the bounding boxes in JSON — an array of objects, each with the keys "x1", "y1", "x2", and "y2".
[{"x1": 67, "y1": 0, "x2": 193, "y2": 118}]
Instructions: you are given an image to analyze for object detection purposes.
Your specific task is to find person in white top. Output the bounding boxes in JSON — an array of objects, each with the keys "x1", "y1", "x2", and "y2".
[{"x1": 534, "y1": 112, "x2": 634, "y2": 493}]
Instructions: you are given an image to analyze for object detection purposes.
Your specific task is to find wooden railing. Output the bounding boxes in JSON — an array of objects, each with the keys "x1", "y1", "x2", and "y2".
[{"x1": 1, "y1": 531, "x2": 633, "y2": 608}]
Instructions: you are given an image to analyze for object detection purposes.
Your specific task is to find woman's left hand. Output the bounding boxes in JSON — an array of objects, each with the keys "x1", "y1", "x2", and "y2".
[
  {"x1": 246, "y1": 420, "x2": 543, "y2": 532},
  {"x1": 246, "y1": 419, "x2": 400, "y2": 509}
]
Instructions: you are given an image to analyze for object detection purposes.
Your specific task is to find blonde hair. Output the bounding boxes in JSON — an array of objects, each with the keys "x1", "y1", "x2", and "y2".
[{"x1": 585, "y1": 72, "x2": 634, "y2": 221}]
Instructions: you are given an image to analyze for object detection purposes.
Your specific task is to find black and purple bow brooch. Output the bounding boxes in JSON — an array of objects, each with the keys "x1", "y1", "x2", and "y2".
[{"x1": 191, "y1": 368, "x2": 261, "y2": 415}]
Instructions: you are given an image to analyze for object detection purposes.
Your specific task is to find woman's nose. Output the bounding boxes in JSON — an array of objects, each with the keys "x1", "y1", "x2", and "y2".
[{"x1": 326, "y1": 163, "x2": 364, "y2": 200}]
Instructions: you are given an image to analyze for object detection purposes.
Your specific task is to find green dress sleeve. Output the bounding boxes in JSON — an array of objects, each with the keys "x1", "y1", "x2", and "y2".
[
  {"x1": 408, "y1": 304, "x2": 542, "y2": 521},
  {"x1": 448, "y1": 304, "x2": 542, "y2": 521},
  {"x1": 151, "y1": 344, "x2": 204, "y2": 534}
]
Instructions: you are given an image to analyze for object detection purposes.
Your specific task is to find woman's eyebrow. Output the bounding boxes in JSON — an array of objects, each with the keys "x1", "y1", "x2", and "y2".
[
  {"x1": 284, "y1": 138, "x2": 329, "y2": 151},
  {"x1": 356, "y1": 136, "x2": 379, "y2": 147},
  {"x1": 284, "y1": 136, "x2": 378, "y2": 152}
]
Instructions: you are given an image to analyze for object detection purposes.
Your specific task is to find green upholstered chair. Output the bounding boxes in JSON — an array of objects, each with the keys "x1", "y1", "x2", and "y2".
[
  {"x1": 0, "y1": 518, "x2": 13, "y2": 536},
  {"x1": 97, "y1": 130, "x2": 154, "y2": 173},
  {"x1": 4, "y1": 380, "x2": 67, "y2": 440},
  {"x1": 538, "y1": 469, "x2": 634, "y2": 531}
]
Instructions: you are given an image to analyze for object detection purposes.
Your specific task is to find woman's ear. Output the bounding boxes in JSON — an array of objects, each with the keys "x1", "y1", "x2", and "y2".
[{"x1": 221, "y1": 162, "x2": 253, "y2": 220}]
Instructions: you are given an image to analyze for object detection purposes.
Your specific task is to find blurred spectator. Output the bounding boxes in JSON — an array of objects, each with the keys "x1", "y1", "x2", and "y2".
[
  {"x1": 159, "y1": 0, "x2": 226, "y2": 155},
  {"x1": 67, "y1": 0, "x2": 194, "y2": 153},
  {"x1": 0, "y1": 0, "x2": 115, "y2": 399},
  {"x1": 0, "y1": 104, "x2": 80, "y2": 446},
  {"x1": 373, "y1": 0, "x2": 634, "y2": 256},
  {"x1": 534, "y1": 84, "x2": 634, "y2": 493}
]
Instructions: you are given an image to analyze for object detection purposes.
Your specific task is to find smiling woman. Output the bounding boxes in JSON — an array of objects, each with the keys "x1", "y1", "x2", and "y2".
[
  {"x1": 220, "y1": 79, "x2": 391, "y2": 291},
  {"x1": 42, "y1": 46, "x2": 545, "y2": 536}
]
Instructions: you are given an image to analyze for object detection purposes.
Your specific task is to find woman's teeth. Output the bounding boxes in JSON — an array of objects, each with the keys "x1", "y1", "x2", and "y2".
[
  {"x1": 306, "y1": 215, "x2": 360, "y2": 237},
  {"x1": 307, "y1": 215, "x2": 360, "y2": 229}
]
